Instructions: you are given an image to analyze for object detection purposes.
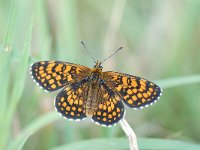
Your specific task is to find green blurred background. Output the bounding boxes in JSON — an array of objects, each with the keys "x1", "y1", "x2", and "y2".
[{"x1": 0, "y1": 0, "x2": 200, "y2": 149}]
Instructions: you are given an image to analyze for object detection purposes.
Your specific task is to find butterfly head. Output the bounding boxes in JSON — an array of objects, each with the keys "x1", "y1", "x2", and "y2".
[
  {"x1": 91, "y1": 61, "x2": 103, "y2": 77},
  {"x1": 94, "y1": 61, "x2": 103, "y2": 70}
]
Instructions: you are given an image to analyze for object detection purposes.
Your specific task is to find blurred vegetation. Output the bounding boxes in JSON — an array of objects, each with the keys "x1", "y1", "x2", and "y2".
[{"x1": 0, "y1": 0, "x2": 200, "y2": 149}]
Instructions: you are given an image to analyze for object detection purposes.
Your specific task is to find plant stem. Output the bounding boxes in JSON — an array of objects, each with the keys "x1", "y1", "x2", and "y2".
[{"x1": 119, "y1": 118, "x2": 138, "y2": 150}]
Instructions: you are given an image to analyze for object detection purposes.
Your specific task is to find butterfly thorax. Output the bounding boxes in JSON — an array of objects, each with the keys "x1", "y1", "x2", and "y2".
[{"x1": 86, "y1": 61, "x2": 103, "y2": 115}]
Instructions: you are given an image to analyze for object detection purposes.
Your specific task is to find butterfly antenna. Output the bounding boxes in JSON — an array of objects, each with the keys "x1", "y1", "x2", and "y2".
[
  {"x1": 80, "y1": 41, "x2": 96, "y2": 63},
  {"x1": 102, "y1": 46, "x2": 123, "y2": 63}
]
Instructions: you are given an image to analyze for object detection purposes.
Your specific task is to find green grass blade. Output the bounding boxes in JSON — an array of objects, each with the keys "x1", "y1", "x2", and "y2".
[
  {"x1": 3, "y1": 16, "x2": 33, "y2": 150},
  {"x1": 8, "y1": 111, "x2": 60, "y2": 150},
  {"x1": 16, "y1": 132, "x2": 32, "y2": 150},
  {"x1": 3, "y1": 0, "x2": 17, "y2": 47},
  {"x1": 50, "y1": 138, "x2": 200, "y2": 150},
  {"x1": 157, "y1": 75, "x2": 200, "y2": 89},
  {"x1": 0, "y1": 0, "x2": 17, "y2": 149}
]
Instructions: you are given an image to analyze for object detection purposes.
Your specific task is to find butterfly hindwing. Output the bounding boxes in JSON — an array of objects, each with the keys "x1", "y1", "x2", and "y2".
[
  {"x1": 92, "y1": 82, "x2": 125, "y2": 127},
  {"x1": 30, "y1": 61, "x2": 90, "y2": 92},
  {"x1": 103, "y1": 71, "x2": 162, "y2": 109},
  {"x1": 55, "y1": 80, "x2": 89, "y2": 121}
]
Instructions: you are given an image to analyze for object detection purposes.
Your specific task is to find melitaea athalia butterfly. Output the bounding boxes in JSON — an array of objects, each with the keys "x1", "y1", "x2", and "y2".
[{"x1": 30, "y1": 44, "x2": 162, "y2": 127}]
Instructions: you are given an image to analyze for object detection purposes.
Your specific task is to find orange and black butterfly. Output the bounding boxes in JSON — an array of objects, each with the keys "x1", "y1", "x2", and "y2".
[{"x1": 30, "y1": 45, "x2": 162, "y2": 127}]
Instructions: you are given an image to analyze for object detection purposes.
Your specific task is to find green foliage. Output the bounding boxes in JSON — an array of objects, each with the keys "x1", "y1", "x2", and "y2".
[{"x1": 0, "y1": 0, "x2": 200, "y2": 150}]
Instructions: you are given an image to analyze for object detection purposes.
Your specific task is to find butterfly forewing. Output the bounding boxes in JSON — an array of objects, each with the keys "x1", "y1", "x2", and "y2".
[
  {"x1": 92, "y1": 82, "x2": 125, "y2": 127},
  {"x1": 30, "y1": 61, "x2": 91, "y2": 92},
  {"x1": 102, "y1": 71, "x2": 162, "y2": 109}
]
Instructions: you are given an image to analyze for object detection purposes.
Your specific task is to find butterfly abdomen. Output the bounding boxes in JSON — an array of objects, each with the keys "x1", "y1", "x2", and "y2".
[{"x1": 86, "y1": 69, "x2": 102, "y2": 115}]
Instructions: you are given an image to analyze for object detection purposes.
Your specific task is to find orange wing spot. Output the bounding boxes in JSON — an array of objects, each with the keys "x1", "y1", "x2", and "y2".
[
  {"x1": 140, "y1": 80, "x2": 147, "y2": 87},
  {"x1": 46, "y1": 75, "x2": 51, "y2": 80},
  {"x1": 112, "y1": 111, "x2": 116, "y2": 116},
  {"x1": 118, "y1": 114, "x2": 121, "y2": 117},
  {"x1": 41, "y1": 79, "x2": 45, "y2": 83},
  {"x1": 44, "y1": 83, "x2": 47, "y2": 86},
  {"x1": 131, "y1": 80, "x2": 137, "y2": 87},
  {"x1": 72, "y1": 106, "x2": 76, "y2": 111},
  {"x1": 66, "y1": 106, "x2": 70, "y2": 111},
  {"x1": 67, "y1": 94, "x2": 72, "y2": 101},
  {"x1": 51, "y1": 84, "x2": 56, "y2": 89},
  {"x1": 62, "y1": 102, "x2": 67, "y2": 107},
  {"x1": 142, "y1": 98, "x2": 146, "y2": 103},
  {"x1": 103, "y1": 112, "x2": 107, "y2": 116},
  {"x1": 154, "y1": 92, "x2": 157, "y2": 95},
  {"x1": 147, "y1": 91, "x2": 151, "y2": 96},
  {"x1": 52, "y1": 73, "x2": 57, "y2": 77},
  {"x1": 39, "y1": 66, "x2": 44, "y2": 70},
  {"x1": 78, "y1": 108, "x2": 82, "y2": 112},
  {"x1": 132, "y1": 89, "x2": 138, "y2": 93},
  {"x1": 112, "y1": 75, "x2": 118, "y2": 80},
  {"x1": 57, "y1": 81, "x2": 62, "y2": 86},
  {"x1": 39, "y1": 70, "x2": 44, "y2": 74},
  {"x1": 122, "y1": 77, "x2": 128, "y2": 85},
  {"x1": 69, "y1": 99, "x2": 73, "y2": 105},
  {"x1": 106, "y1": 101, "x2": 110, "y2": 106},
  {"x1": 149, "y1": 88, "x2": 153, "y2": 92},
  {"x1": 61, "y1": 97, "x2": 65, "y2": 102},
  {"x1": 78, "y1": 88, "x2": 83, "y2": 93},
  {"x1": 46, "y1": 67, "x2": 51, "y2": 71},
  {"x1": 108, "y1": 114, "x2": 112, "y2": 119},
  {"x1": 127, "y1": 89, "x2": 133, "y2": 95},
  {"x1": 40, "y1": 61, "x2": 45, "y2": 64},
  {"x1": 75, "y1": 68, "x2": 81, "y2": 73},
  {"x1": 64, "y1": 66, "x2": 71, "y2": 73},
  {"x1": 49, "y1": 79, "x2": 54, "y2": 84},
  {"x1": 116, "y1": 85, "x2": 122, "y2": 91},
  {"x1": 103, "y1": 105, "x2": 107, "y2": 110},
  {"x1": 47, "y1": 63, "x2": 55, "y2": 68},
  {"x1": 128, "y1": 99, "x2": 133, "y2": 104},
  {"x1": 67, "y1": 90, "x2": 72, "y2": 95},
  {"x1": 99, "y1": 104, "x2": 103, "y2": 109},
  {"x1": 103, "y1": 118, "x2": 107, "y2": 122},
  {"x1": 132, "y1": 95, "x2": 137, "y2": 101},
  {"x1": 67, "y1": 75, "x2": 73, "y2": 81},
  {"x1": 111, "y1": 102, "x2": 114, "y2": 110},
  {"x1": 137, "y1": 93, "x2": 143, "y2": 98},
  {"x1": 47, "y1": 71, "x2": 53, "y2": 74},
  {"x1": 124, "y1": 95, "x2": 129, "y2": 100},
  {"x1": 73, "y1": 95, "x2": 77, "y2": 100},
  {"x1": 137, "y1": 102, "x2": 141, "y2": 105},
  {"x1": 150, "y1": 83, "x2": 154, "y2": 86},
  {"x1": 97, "y1": 111, "x2": 101, "y2": 115},
  {"x1": 74, "y1": 100, "x2": 78, "y2": 104},
  {"x1": 79, "y1": 99, "x2": 83, "y2": 105},
  {"x1": 55, "y1": 66, "x2": 62, "y2": 72},
  {"x1": 107, "y1": 106, "x2": 111, "y2": 112},
  {"x1": 143, "y1": 93, "x2": 148, "y2": 98},
  {"x1": 41, "y1": 73, "x2": 47, "y2": 77},
  {"x1": 116, "y1": 108, "x2": 120, "y2": 113},
  {"x1": 61, "y1": 107, "x2": 64, "y2": 111},
  {"x1": 70, "y1": 112, "x2": 75, "y2": 116},
  {"x1": 103, "y1": 93, "x2": 109, "y2": 98}
]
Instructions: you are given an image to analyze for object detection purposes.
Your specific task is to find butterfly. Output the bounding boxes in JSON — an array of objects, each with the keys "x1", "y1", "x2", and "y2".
[{"x1": 30, "y1": 59, "x2": 162, "y2": 127}]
